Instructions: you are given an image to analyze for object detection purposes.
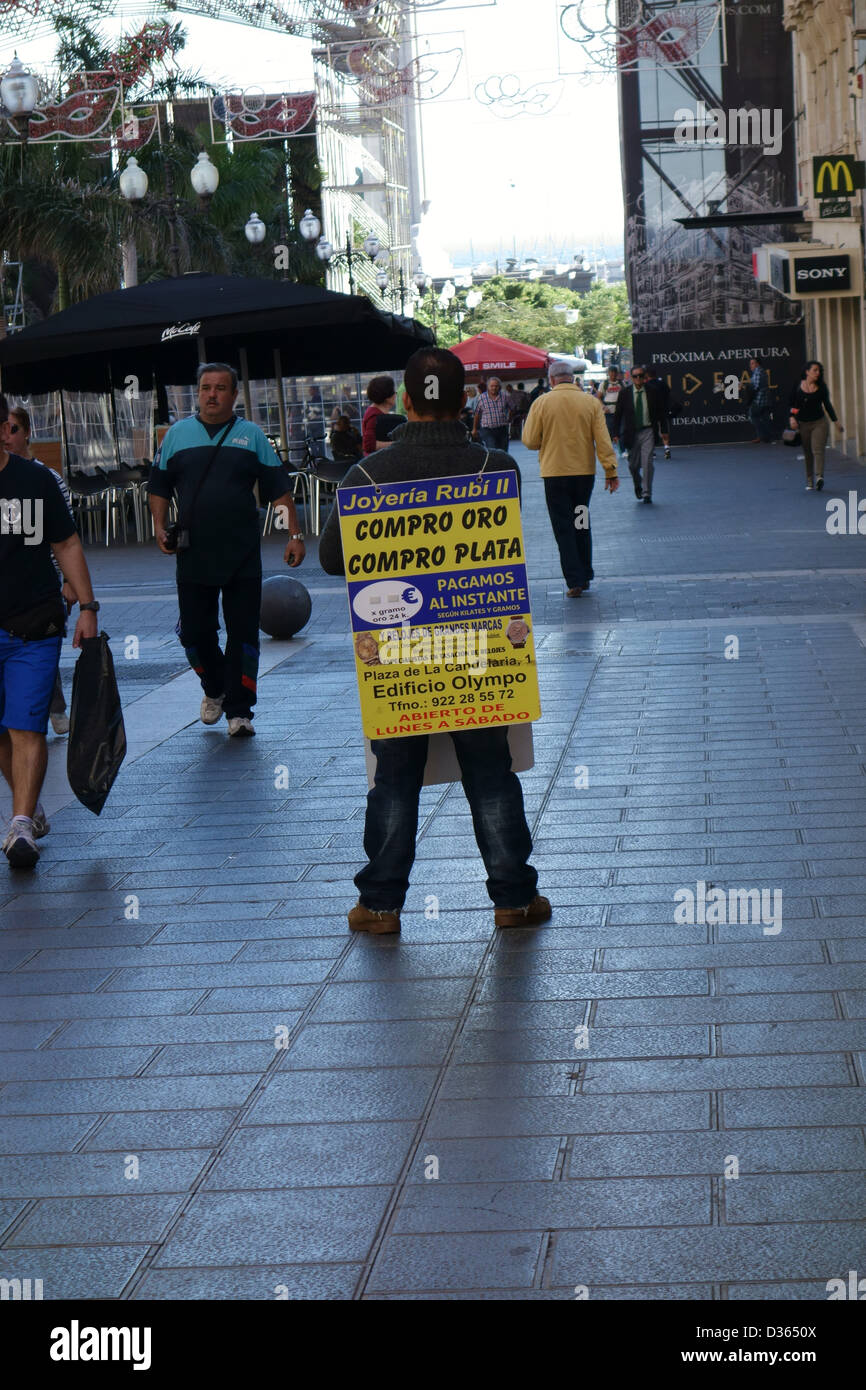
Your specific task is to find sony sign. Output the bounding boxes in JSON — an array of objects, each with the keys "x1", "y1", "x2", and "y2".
[{"x1": 793, "y1": 254, "x2": 851, "y2": 293}]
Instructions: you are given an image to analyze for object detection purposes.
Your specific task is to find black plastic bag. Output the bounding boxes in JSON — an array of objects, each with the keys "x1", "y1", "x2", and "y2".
[{"x1": 67, "y1": 632, "x2": 126, "y2": 814}]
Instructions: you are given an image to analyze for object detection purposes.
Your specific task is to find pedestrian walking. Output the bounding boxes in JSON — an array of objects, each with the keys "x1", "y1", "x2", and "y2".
[
  {"x1": 522, "y1": 362, "x2": 619, "y2": 596},
  {"x1": 613, "y1": 364, "x2": 666, "y2": 504},
  {"x1": 600, "y1": 366, "x2": 624, "y2": 452},
  {"x1": 8, "y1": 407, "x2": 74, "y2": 734},
  {"x1": 361, "y1": 375, "x2": 397, "y2": 455},
  {"x1": 471, "y1": 375, "x2": 511, "y2": 451},
  {"x1": 788, "y1": 360, "x2": 843, "y2": 491},
  {"x1": 528, "y1": 377, "x2": 547, "y2": 404},
  {"x1": 147, "y1": 363, "x2": 306, "y2": 738},
  {"x1": 0, "y1": 392, "x2": 99, "y2": 867},
  {"x1": 645, "y1": 364, "x2": 673, "y2": 458},
  {"x1": 318, "y1": 347, "x2": 550, "y2": 936},
  {"x1": 746, "y1": 354, "x2": 774, "y2": 443}
]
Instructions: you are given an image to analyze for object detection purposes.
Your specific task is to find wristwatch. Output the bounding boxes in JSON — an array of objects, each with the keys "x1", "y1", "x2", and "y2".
[
  {"x1": 290, "y1": 533, "x2": 305, "y2": 541},
  {"x1": 79, "y1": 601, "x2": 100, "y2": 613}
]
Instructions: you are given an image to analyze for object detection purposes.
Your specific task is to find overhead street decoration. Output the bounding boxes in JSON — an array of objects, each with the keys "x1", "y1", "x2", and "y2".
[{"x1": 210, "y1": 91, "x2": 316, "y2": 141}]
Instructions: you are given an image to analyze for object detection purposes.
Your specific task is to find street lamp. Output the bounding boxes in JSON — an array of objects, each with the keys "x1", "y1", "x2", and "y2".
[
  {"x1": 299, "y1": 208, "x2": 321, "y2": 243},
  {"x1": 377, "y1": 266, "x2": 410, "y2": 315},
  {"x1": 190, "y1": 150, "x2": 219, "y2": 201},
  {"x1": 119, "y1": 156, "x2": 150, "y2": 288},
  {"x1": 316, "y1": 229, "x2": 388, "y2": 295},
  {"x1": 1, "y1": 54, "x2": 39, "y2": 116},
  {"x1": 119, "y1": 155, "x2": 148, "y2": 202},
  {"x1": 244, "y1": 211, "x2": 267, "y2": 245},
  {"x1": 1, "y1": 53, "x2": 39, "y2": 141}
]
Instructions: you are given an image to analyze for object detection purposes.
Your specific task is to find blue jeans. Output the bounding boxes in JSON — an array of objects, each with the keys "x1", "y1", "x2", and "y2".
[
  {"x1": 479, "y1": 426, "x2": 509, "y2": 452},
  {"x1": 355, "y1": 728, "x2": 538, "y2": 911}
]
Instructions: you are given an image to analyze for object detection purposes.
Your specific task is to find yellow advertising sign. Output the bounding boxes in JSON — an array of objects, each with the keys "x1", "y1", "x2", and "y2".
[{"x1": 337, "y1": 470, "x2": 541, "y2": 739}]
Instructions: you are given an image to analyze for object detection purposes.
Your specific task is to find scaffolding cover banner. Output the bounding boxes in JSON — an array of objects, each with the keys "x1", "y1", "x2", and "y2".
[
  {"x1": 336, "y1": 471, "x2": 541, "y2": 739},
  {"x1": 634, "y1": 324, "x2": 807, "y2": 445}
]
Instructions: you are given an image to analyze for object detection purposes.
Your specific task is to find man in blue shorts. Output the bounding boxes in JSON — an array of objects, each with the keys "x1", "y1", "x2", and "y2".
[{"x1": 0, "y1": 394, "x2": 99, "y2": 867}]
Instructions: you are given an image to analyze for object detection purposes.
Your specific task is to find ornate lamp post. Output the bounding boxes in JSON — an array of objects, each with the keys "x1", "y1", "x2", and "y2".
[
  {"x1": 119, "y1": 148, "x2": 220, "y2": 283},
  {"x1": 317, "y1": 229, "x2": 387, "y2": 295}
]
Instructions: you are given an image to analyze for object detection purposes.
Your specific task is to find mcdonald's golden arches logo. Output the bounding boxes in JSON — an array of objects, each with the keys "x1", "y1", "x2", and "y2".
[{"x1": 812, "y1": 155, "x2": 866, "y2": 197}]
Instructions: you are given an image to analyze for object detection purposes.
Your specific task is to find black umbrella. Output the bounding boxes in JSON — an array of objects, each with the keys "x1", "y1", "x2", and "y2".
[{"x1": 0, "y1": 272, "x2": 434, "y2": 394}]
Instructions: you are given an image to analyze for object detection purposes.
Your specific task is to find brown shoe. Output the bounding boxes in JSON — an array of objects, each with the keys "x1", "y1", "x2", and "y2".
[
  {"x1": 494, "y1": 895, "x2": 552, "y2": 928},
  {"x1": 348, "y1": 902, "x2": 401, "y2": 934},
  {"x1": 566, "y1": 587, "x2": 583, "y2": 597}
]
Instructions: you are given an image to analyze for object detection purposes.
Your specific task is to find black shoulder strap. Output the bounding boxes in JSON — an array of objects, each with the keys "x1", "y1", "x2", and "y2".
[{"x1": 181, "y1": 417, "x2": 236, "y2": 527}]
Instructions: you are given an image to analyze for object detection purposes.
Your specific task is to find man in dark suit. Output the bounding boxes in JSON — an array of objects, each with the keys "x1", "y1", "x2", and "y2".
[{"x1": 612, "y1": 366, "x2": 667, "y2": 504}]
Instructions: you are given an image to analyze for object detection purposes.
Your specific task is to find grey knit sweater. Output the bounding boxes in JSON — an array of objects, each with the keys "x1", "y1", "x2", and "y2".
[{"x1": 317, "y1": 419, "x2": 520, "y2": 576}]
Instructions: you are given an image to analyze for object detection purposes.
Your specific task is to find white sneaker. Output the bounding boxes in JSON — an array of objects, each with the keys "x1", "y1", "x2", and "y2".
[
  {"x1": 227, "y1": 717, "x2": 255, "y2": 737},
  {"x1": 50, "y1": 711, "x2": 70, "y2": 735},
  {"x1": 3, "y1": 818, "x2": 40, "y2": 868},
  {"x1": 32, "y1": 804, "x2": 50, "y2": 839},
  {"x1": 805, "y1": 484, "x2": 813, "y2": 491},
  {"x1": 664, "y1": 447, "x2": 671, "y2": 459},
  {"x1": 200, "y1": 694, "x2": 225, "y2": 725}
]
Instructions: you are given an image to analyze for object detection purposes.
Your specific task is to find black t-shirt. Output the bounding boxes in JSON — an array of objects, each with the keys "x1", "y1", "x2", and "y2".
[
  {"x1": 148, "y1": 414, "x2": 293, "y2": 585},
  {"x1": 0, "y1": 453, "x2": 77, "y2": 624}
]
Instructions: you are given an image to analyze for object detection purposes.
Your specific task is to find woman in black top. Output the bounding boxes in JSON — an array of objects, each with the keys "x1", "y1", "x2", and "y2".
[{"x1": 788, "y1": 360, "x2": 843, "y2": 491}]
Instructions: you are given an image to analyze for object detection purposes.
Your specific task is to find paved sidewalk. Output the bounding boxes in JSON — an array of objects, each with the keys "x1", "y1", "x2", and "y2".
[{"x1": 1, "y1": 439, "x2": 865, "y2": 1300}]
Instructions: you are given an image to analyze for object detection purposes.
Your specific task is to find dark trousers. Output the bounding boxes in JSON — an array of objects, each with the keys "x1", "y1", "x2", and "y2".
[
  {"x1": 749, "y1": 402, "x2": 774, "y2": 442},
  {"x1": 355, "y1": 728, "x2": 538, "y2": 912},
  {"x1": 479, "y1": 425, "x2": 509, "y2": 453},
  {"x1": 177, "y1": 575, "x2": 262, "y2": 720},
  {"x1": 543, "y1": 474, "x2": 595, "y2": 589}
]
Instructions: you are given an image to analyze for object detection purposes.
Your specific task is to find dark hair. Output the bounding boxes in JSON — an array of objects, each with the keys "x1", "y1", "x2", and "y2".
[
  {"x1": 749, "y1": 353, "x2": 762, "y2": 365},
  {"x1": 803, "y1": 360, "x2": 824, "y2": 381},
  {"x1": 0, "y1": 391, "x2": 8, "y2": 423},
  {"x1": 403, "y1": 347, "x2": 465, "y2": 418},
  {"x1": 517, "y1": 382, "x2": 524, "y2": 390},
  {"x1": 197, "y1": 362, "x2": 238, "y2": 389},
  {"x1": 367, "y1": 374, "x2": 395, "y2": 405},
  {"x1": 333, "y1": 414, "x2": 351, "y2": 429},
  {"x1": 10, "y1": 404, "x2": 30, "y2": 433}
]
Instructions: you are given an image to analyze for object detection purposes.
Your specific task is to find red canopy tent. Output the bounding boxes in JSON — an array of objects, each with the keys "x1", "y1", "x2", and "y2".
[{"x1": 449, "y1": 332, "x2": 550, "y2": 382}]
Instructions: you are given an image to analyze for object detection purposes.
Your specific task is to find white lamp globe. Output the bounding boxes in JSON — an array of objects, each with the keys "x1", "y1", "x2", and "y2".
[
  {"x1": 190, "y1": 151, "x2": 220, "y2": 198},
  {"x1": 244, "y1": 212, "x2": 266, "y2": 245},
  {"x1": 299, "y1": 208, "x2": 321, "y2": 242},
  {"x1": 119, "y1": 155, "x2": 148, "y2": 202}
]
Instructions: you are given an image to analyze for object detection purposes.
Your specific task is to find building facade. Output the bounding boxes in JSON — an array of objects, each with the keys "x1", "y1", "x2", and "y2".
[
  {"x1": 774, "y1": 0, "x2": 866, "y2": 460},
  {"x1": 619, "y1": 0, "x2": 807, "y2": 442}
]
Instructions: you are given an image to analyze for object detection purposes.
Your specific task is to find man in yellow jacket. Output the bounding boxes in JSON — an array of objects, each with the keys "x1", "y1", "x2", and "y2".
[{"x1": 522, "y1": 363, "x2": 619, "y2": 596}]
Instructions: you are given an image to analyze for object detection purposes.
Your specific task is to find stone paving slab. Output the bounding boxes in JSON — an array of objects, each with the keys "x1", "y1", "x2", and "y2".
[{"x1": 2, "y1": 440, "x2": 866, "y2": 1300}]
